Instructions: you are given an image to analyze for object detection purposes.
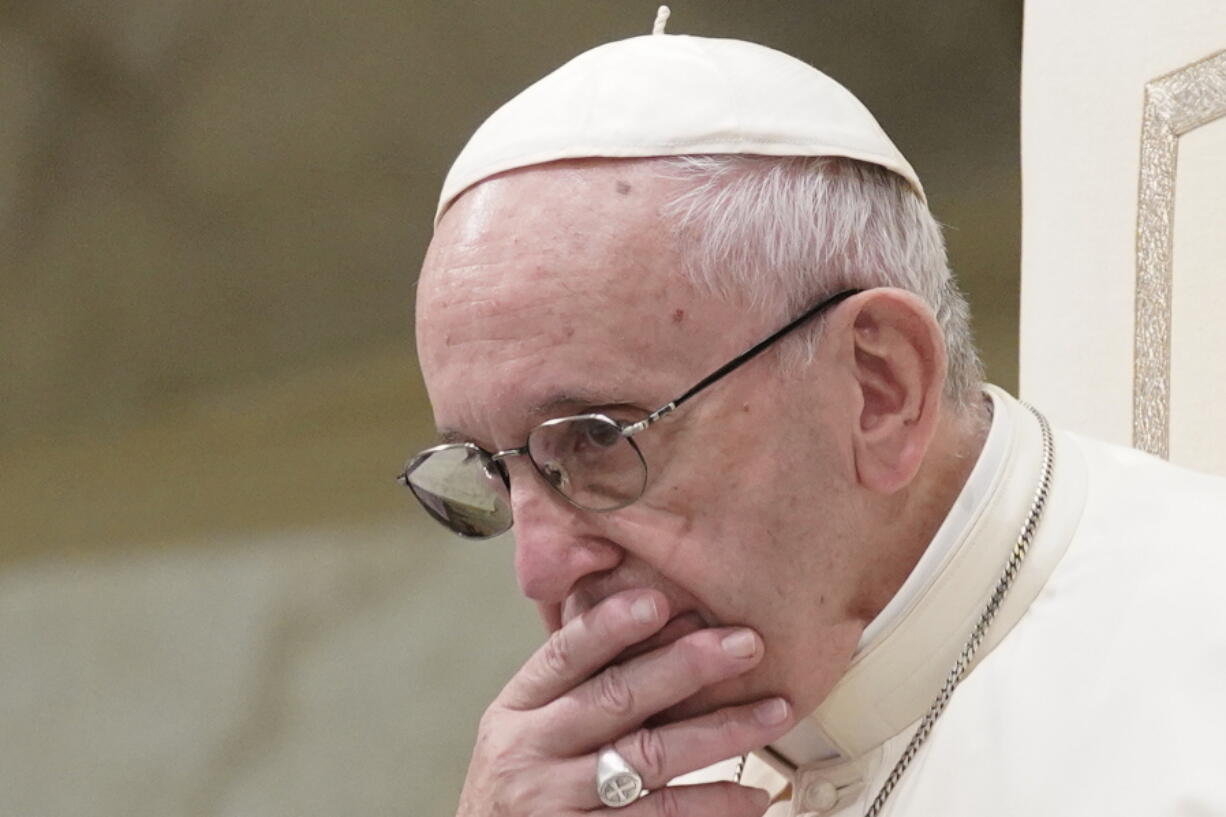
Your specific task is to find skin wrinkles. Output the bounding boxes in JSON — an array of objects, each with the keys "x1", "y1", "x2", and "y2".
[
  {"x1": 419, "y1": 160, "x2": 857, "y2": 719},
  {"x1": 417, "y1": 157, "x2": 981, "y2": 730}
]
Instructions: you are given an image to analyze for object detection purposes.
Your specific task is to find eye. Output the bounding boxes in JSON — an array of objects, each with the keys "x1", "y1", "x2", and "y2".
[{"x1": 585, "y1": 421, "x2": 621, "y2": 448}]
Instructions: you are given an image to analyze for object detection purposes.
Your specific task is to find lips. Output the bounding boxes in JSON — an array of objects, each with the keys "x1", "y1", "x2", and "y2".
[{"x1": 611, "y1": 610, "x2": 707, "y2": 665}]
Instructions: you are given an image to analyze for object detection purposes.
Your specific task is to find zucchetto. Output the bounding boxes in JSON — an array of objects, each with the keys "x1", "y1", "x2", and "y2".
[{"x1": 437, "y1": 9, "x2": 924, "y2": 225}]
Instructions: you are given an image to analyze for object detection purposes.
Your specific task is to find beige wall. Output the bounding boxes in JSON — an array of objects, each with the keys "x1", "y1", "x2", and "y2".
[{"x1": 0, "y1": 1, "x2": 1022, "y2": 813}]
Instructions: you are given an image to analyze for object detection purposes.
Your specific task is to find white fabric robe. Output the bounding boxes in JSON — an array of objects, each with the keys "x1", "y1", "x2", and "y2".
[{"x1": 685, "y1": 385, "x2": 1226, "y2": 816}]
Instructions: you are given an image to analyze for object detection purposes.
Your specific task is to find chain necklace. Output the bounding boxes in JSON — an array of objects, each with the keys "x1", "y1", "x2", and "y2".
[{"x1": 862, "y1": 403, "x2": 1054, "y2": 816}]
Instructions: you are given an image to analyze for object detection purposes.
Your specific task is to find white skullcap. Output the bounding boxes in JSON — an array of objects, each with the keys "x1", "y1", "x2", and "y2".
[{"x1": 436, "y1": 22, "x2": 925, "y2": 226}]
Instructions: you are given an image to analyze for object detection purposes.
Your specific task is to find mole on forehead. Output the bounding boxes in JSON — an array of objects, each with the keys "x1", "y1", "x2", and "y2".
[{"x1": 435, "y1": 389, "x2": 641, "y2": 444}]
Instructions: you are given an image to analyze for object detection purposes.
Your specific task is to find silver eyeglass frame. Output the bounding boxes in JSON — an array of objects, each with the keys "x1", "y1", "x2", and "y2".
[
  {"x1": 399, "y1": 288, "x2": 863, "y2": 538},
  {"x1": 398, "y1": 412, "x2": 652, "y2": 539}
]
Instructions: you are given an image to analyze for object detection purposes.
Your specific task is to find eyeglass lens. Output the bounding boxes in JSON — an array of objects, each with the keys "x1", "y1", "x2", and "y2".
[
  {"x1": 527, "y1": 416, "x2": 647, "y2": 511},
  {"x1": 405, "y1": 415, "x2": 647, "y2": 538},
  {"x1": 406, "y1": 445, "x2": 512, "y2": 538}
]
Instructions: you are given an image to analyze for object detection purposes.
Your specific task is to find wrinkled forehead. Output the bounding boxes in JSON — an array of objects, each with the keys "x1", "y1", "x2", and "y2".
[
  {"x1": 426, "y1": 159, "x2": 682, "y2": 279},
  {"x1": 415, "y1": 161, "x2": 762, "y2": 438},
  {"x1": 420, "y1": 161, "x2": 687, "y2": 342}
]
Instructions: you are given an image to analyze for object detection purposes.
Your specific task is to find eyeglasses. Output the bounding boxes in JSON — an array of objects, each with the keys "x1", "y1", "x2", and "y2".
[{"x1": 399, "y1": 288, "x2": 862, "y2": 538}]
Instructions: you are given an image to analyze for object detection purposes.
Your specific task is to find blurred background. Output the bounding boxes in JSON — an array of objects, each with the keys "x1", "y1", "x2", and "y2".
[{"x1": 0, "y1": 2, "x2": 1021, "y2": 815}]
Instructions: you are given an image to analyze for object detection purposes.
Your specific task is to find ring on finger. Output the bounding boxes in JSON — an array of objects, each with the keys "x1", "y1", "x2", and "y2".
[{"x1": 596, "y1": 745, "x2": 645, "y2": 808}]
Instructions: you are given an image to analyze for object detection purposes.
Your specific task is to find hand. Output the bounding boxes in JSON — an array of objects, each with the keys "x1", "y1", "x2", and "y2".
[{"x1": 455, "y1": 589, "x2": 795, "y2": 816}]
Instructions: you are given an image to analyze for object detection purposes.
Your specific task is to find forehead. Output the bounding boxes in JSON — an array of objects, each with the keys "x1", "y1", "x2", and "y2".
[{"x1": 415, "y1": 160, "x2": 757, "y2": 441}]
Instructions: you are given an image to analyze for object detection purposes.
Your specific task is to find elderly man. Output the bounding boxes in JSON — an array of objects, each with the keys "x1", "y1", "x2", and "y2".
[{"x1": 402, "y1": 16, "x2": 1226, "y2": 817}]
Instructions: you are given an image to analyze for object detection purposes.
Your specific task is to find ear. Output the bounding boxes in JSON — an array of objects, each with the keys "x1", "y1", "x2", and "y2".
[{"x1": 844, "y1": 289, "x2": 947, "y2": 494}]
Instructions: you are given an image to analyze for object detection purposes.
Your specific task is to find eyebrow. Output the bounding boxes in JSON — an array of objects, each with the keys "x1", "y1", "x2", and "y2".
[{"x1": 434, "y1": 390, "x2": 637, "y2": 445}]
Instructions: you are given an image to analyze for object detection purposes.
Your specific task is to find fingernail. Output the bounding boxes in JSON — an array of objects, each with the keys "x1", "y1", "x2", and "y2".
[
  {"x1": 754, "y1": 697, "x2": 789, "y2": 726},
  {"x1": 631, "y1": 595, "x2": 658, "y2": 624},
  {"x1": 720, "y1": 629, "x2": 757, "y2": 658}
]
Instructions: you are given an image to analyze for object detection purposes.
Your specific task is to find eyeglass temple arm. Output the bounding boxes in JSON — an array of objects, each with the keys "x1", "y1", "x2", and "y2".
[{"x1": 621, "y1": 288, "x2": 863, "y2": 436}]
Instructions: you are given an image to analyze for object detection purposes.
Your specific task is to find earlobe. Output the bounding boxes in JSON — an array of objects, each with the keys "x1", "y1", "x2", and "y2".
[{"x1": 846, "y1": 291, "x2": 946, "y2": 494}]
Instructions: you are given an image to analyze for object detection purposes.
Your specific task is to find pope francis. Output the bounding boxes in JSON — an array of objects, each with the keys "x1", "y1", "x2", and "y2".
[{"x1": 401, "y1": 10, "x2": 1226, "y2": 817}]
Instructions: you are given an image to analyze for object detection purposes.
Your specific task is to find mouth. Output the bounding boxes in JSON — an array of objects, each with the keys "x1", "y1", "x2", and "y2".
[{"x1": 610, "y1": 610, "x2": 707, "y2": 666}]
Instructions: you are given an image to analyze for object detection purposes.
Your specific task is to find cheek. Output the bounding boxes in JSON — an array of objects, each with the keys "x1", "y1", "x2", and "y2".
[
  {"x1": 615, "y1": 414, "x2": 812, "y2": 591},
  {"x1": 632, "y1": 421, "x2": 752, "y2": 533}
]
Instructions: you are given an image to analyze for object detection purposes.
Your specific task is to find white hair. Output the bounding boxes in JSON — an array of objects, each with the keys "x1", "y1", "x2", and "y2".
[{"x1": 658, "y1": 155, "x2": 984, "y2": 412}]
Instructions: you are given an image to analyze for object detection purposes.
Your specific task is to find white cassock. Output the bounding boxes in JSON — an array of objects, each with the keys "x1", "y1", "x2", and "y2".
[{"x1": 680, "y1": 384, "x2": 1226, "y2": 816}]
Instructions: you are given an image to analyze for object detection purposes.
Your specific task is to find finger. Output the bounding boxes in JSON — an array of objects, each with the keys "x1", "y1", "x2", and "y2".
[
  {"x1": 500, "y1": 590, "x2": 669, "y2": 710},
  {"x1": 541, "y1": 626, "x2": 764, "y2": 752},
  {"x1": 614, "y1": 697, "x2": 794, "y2": 791},
  {"x1": 557, "y1": 698, "x2": 792, "y2": 809},
  {"x1": 598, "y1": 781, "x2": 771, "y2": 817}
]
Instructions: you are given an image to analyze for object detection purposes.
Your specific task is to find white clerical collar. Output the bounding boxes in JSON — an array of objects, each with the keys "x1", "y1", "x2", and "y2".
[
  {"x1": 743, "y1": 386, "x2": 1088, "y2": 807},
  {"x1": 769, "y1": 387, "x2": 1008, "y2": 767}
]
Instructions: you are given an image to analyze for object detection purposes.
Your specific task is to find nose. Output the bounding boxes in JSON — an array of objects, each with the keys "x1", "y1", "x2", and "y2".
[{"x1": 507, "y1": 459, "x2": 623, "y2": 605}]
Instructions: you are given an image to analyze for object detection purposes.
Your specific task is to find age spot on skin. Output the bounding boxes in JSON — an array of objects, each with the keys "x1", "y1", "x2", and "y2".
[{"x1": 616, "y1": 181, "x2": 632, "y2": 195}]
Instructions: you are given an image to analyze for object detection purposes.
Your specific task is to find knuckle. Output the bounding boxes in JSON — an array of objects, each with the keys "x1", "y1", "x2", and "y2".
[
  {"x1": 715, "y1": 706, "x2": 742, "y2": 740},
  {"x1": 591, "y1": 599, "x2": 620, "y2": 635},
  {"x1": 629, "y1": 728, "x2": 669, "y2": 781},
  {"x1": 674, "y1": 633, "x2": 714, "y2": 673},
  {"x1": 651, "y1": 786, "x2": 684, "y2": 817},
  {"x1": 541, "y1": 628, "x2": 573, "y2": 678},
  {"x1": 592, "y1": 664, "x2": 635, "y2": 717},
  {"x1": 476, "y1": 705, "x2": 506, "y2": 737},
  {"x1": 591, "y1": 596, "x2": 634, "y2": 646},
  {"x1": 474, "y1": 715, "x2": 514, "y2": 764}
]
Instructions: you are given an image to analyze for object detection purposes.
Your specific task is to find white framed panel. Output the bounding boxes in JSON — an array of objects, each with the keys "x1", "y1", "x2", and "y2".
[
  {"x1": 1020, "y1": 0, "x2": 1226, "y2": 474},
  {"x1": 1168, "y1": 118, "x2": 1226, "y2": 474}
]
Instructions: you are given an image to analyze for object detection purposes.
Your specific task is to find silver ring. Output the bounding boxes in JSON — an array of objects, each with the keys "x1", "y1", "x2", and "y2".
[{"x1": 595, "y1": 745, "x2": 644, "y2": 808}]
